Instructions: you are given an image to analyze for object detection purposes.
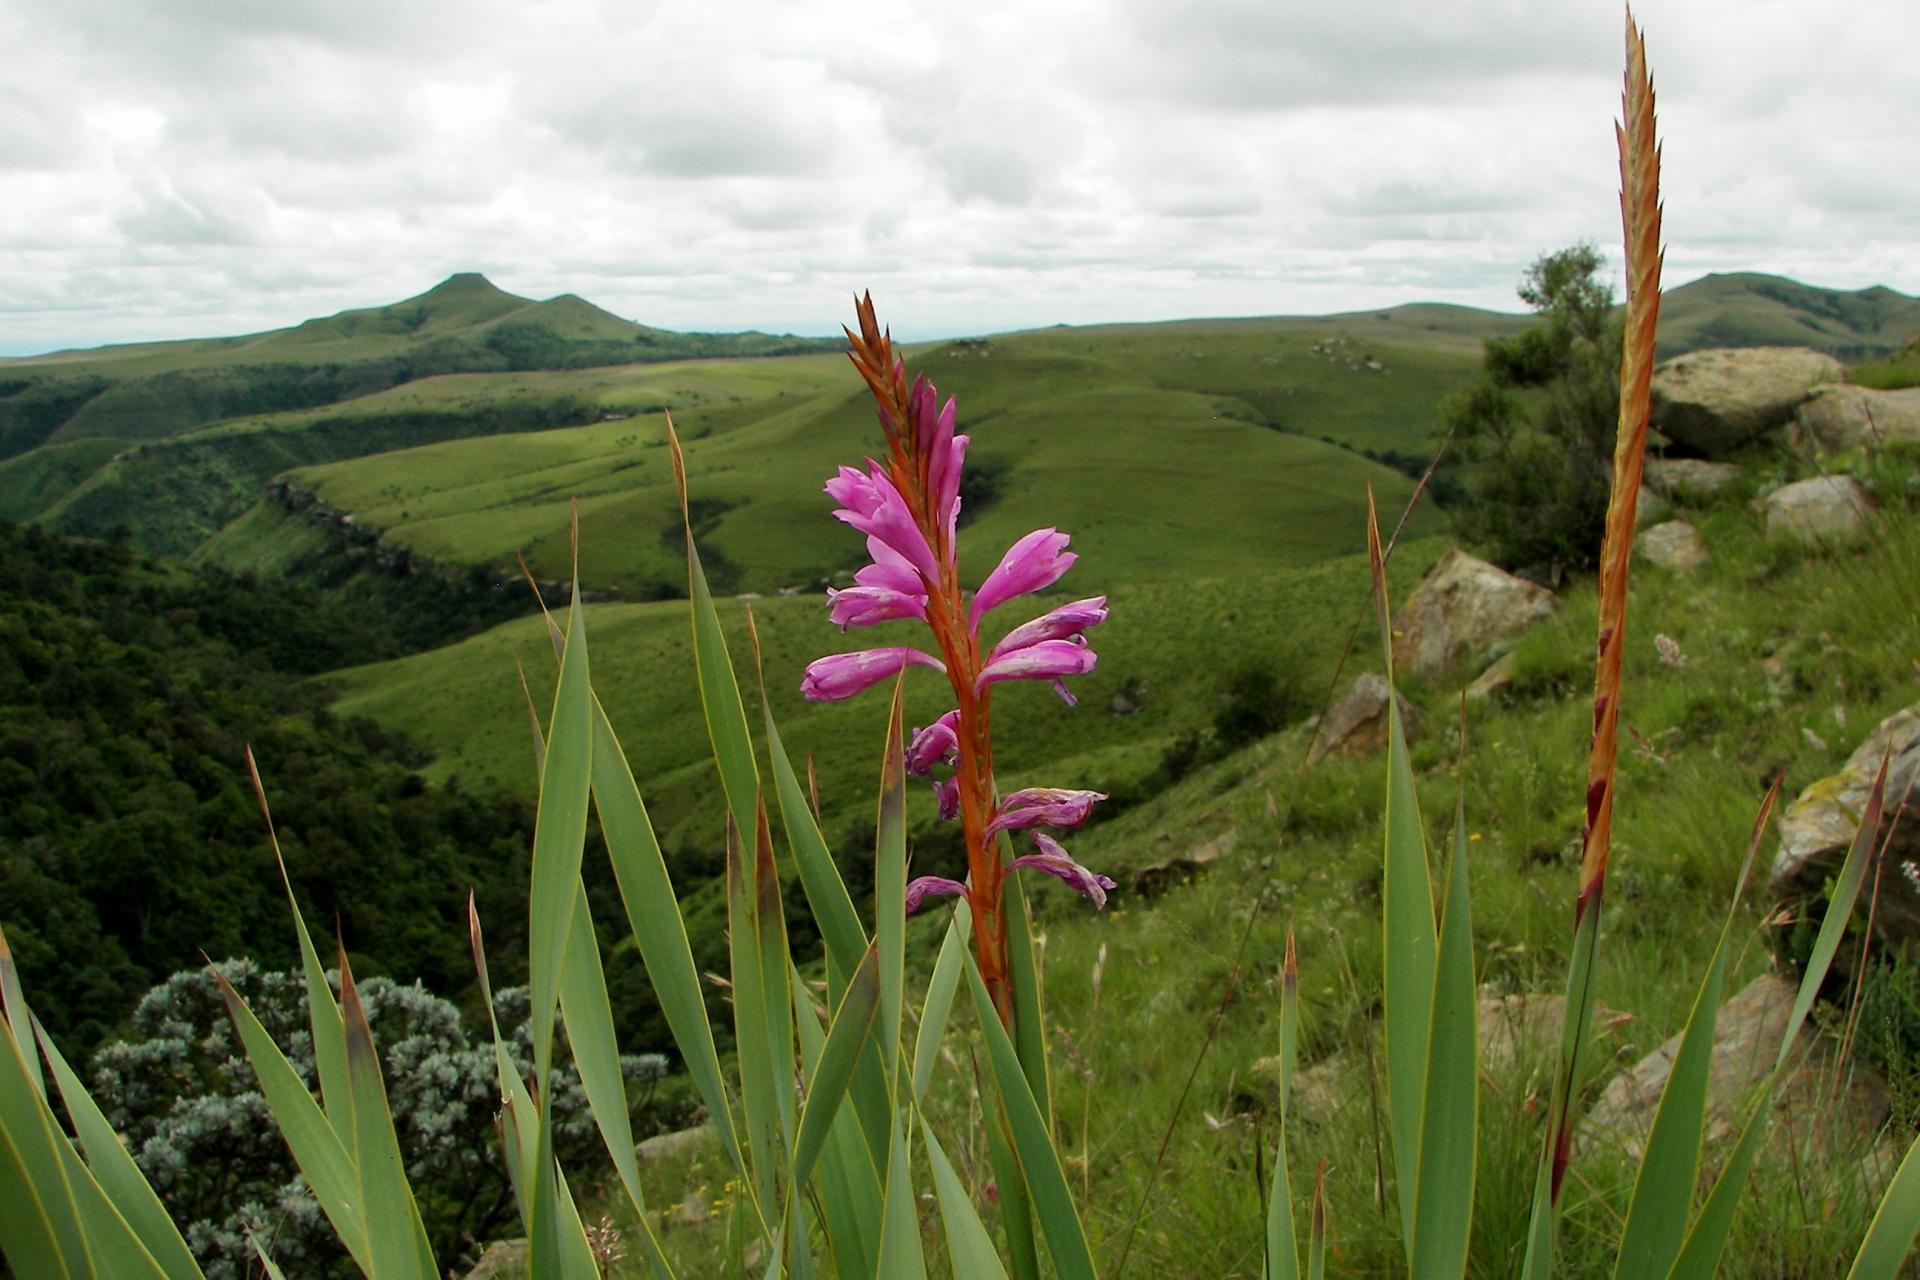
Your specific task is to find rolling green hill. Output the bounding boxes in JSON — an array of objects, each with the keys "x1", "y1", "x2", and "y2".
[
  {"x1": 0, "y1": 272, "x2": 839, "y2": 462},
  {"x1": 1655, "y1": 272, "x2": 1920, "y2": 356}
]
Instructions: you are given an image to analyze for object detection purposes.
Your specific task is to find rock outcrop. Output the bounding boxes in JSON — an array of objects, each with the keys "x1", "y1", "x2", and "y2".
[
  {"x1": 1645, "y1": 457, "x2": 1742, "y2": 500},
  {"x1": 1797, "y1": 384, "x2": 1920, "y2": 449},
  {"x1": 1584, "y1": 975, "x2": 1888, "y2": 1164},
  {"x1": 1306, "y1": 673, "x2": 1422, "y2": 766},
  {"x1": 1770, "y1": 701, "x2": 1920, "y2": 944},
  {"x1": 1760, "y1": 474, "x2": 1877, "y2": 543},
  {"x1": 1635, "y1": 519, "x2": 1708, "y2": 572},
  {"x1": 1392, "y1": 549, "x2": 1557, "y2": 681},
  {"x1": 1650, "y1": 347, "x2": 1845, "y2": 455}
]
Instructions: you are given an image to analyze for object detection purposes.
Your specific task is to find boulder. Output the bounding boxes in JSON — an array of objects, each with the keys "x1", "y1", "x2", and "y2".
[
  {"x1": 1770, "y1": 701, "x2": 1920, "y2": 943},
  {"x1": 1130, "y1": 831, "x2": 1229, "y2": 896},
  {"x1": 1797, "y1": 384, "x2": 1920, "y2": 449},
  {"x1": 1465, "y1": 651, "x2": 1517, "y2": 701},
  {"x1": 1761, "y1": 474, "x2": 1877, "y2": 543},
  {"x1": 1650, "y1": 347, "x2": 1845, "y2": 455},
  {"x1": 1584, "y1": 974, "x2": 1888, "y2": 1165},
  {"x1": 1635, "y1": 519, "x2": 1708, "y2": 572},
  {"x1": 1634, "y1": 483, "x2": 1670, "y2": 530},
  {"x1": 1306, "y1": 672, "x2": 1423, "y2": 765},
  {"x1": 1392, "y1": 548, "x2": 1558, "y2": 681},
  {"x1": 636, "y1": 1123, "x2": 713, "y2": 1163},
  {"x1": 1645, "y1": 457, "x2": 1742, "y2": 500},
  {"x1": 464, "y1": 1240, "x2": 529, "y2": 1279}
]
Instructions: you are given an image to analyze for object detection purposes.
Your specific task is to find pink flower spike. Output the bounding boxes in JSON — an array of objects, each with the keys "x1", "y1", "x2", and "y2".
[
  {"x1": 932, "y1": 433, "x2": 968, "y2": 544},
  {"x1": 827, "y1": 586, "x2": 928, "y2": 631},
  {"x1": 1007, "y1": 834, "x2": 1116, "y2": 909},
  {"x1": 971, "y1": 528, "x2": 1075, "y2": 627},
  {"x1": 933, "y1": 776, "x2": 961, "y2": 821},
  {"x1": 905, "y1": 875, "x2": 969, "y2": 915},
  {"x1": 829, "y1": 463, "x2": 942, "y2": 583},
  {"x1": 975, "y1": 637, "x2": 1097, "y2": 704},
  {"x1": 985, "y1": 788, "x2": 1107, "y2": 837},
  {"x1": 801, "y1": 647, "x2": 945, "y2": 702},
  {"x1": 988, "y1": 596, "x2": 1109, "y2": 663},
  {"x1": 906, "y1": 710, "x2": 961, "y2": 776}
]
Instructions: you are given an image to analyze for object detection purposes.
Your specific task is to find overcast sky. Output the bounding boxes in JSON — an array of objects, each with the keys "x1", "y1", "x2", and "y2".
[{"x1": 2, "y1": 0, "x2": 1915, "y2": 354}]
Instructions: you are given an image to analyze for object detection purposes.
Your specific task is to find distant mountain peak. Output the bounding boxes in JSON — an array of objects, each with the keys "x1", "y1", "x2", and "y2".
[{"x1": 416, "y1": 272, "x2": 516, "y2": 301}]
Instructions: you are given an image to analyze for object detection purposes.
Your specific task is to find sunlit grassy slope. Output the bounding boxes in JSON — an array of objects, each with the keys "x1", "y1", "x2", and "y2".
[
  {"x1": 323, "y1": 537, "x2": 1450, "y2": 854},
  {"x1": 253, "y1": 318, "x2": 1474, "y2": 598}
]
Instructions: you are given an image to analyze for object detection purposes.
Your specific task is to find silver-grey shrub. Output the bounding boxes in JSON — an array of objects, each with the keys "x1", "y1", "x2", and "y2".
[{"x1": 89, "y1": 959, "x2": 667, "y2": 1278}]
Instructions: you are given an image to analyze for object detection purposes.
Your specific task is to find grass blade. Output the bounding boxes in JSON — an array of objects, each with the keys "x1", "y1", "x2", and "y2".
[
  {"x1": 338, "y1": 956, "x2": 437, "y2": 1280},
  {"x1": 1613, "y1": 780, "x2": 1777, "y2": 1279},
  {"x1": 469, "y1": 898, "x2": 538, "y2": 1224},
  {"x1": 727, "y1": 814, "x2": 783, "y2": 1218},
  {"x1": 1367, "y1": 488, "x2": 1437, "y2": 1256},
  {"x1": 212, "y1": 967, "x2": 370, "y2": 1272},
  {"x1": 913, "y1": 907, "x2": 972, "y2": 1106},
  {"x1": 33, "y1": 1018, "x2": 202, "y2": 1280},
  {"x1": 1667, "y1": 762, "x2": 1890, "y2": 1279},
  {"x1": 965, "y1": 950, "x2": 1097, "y2": 1280},
  {"x1": 0, "y1": 970, "x2": 82, "y2": 1280},
  {"x1": 1002, "y1": 867, "x2": 1053, "y2": 1121},
  {"x1": 877, "y1": 676, "x2": 909, "y2": 1076},
  {"x1": 794, "y1": 944, "x2": 882, "y2": 1191},
  {"x1": 1845, "y1": 1130, "x2": 1920, "y2": 1279},
  {"x1": 750, "y1": 608, "x2": 867, "y2": 984},
  {"x1": 245, "y1": 748, "x2": 351, "y2": 1141},
  {"x1": 1307, "y1": 1163, "x2": 1328, "y2": 1280},
  {"x1": 793, "y1": 964, "x2": 882, "y2": 1277},
  {"x1": 590, "y1": 695, "x2": 749, "y2": 1181},
  {"x1": 1410, "y1": 758, "x2": 1476, "y2": 1279},
  {"x1": 670, "y1": 418, "x2": 760, "y2": 843},
  {"x1": 923, "y1": 1110, "x2": 1012, "y2": 1280},
  {"x1": 876, "y1": 1110, "x2": 929, "y2": 1277},
  {"x1": 529, "y1": 508, "x2": 593, "y2": 1093},
  {"x1": 557, "y1": 888, "x2": 677, "y2": 1279},
  {"x1": 1264, "y1": 929, "x2": 1301, "y2": 1280}
]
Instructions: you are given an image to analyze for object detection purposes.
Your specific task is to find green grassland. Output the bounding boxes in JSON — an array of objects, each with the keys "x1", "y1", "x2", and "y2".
[
  {"x1": 323, "y1": 537, "x2": 1450, "y2": 854},
  {"x1": 248, "y1": 322, "x2": 1469, "y2": 601},
  {"x1": 1654, "y1": 271, "x2": 1920, "y2": 357}
]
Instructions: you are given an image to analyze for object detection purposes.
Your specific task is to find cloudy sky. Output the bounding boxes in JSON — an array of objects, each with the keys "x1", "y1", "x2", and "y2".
[{"x1": 2, "y1": 0, "x2": 1915, "y2": 353}]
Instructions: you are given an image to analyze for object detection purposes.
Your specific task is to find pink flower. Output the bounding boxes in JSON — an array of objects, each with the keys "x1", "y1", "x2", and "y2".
[
  {"x1": 905, "y1": 875, "x2": 969, "y2": 915},
  {"x1": 854, "y1": 537, "x2": 928, "y2": 597},
  {"x1": 826, "y1": 586, "x2": 927, "y2": 630},
  {"x1": 1008, "y1": 833, "x2": 1116, "y2": 909},
  {"x1": 827, "y1": 463, "x2": 942, "y2": 584},
  {"x1": 801, "y1": 647, "x2": 944, "y2": 702},
  {"x1": 987, "y1": 597, "x2": 1108, "y2": 663},
  {"x1": 971, "y1": 528, "x2": 1076, "y2": 627},
  {"x1": 933, "y1": 776, "x2": 961, "y2": 821},
  {"x1": 975, "y1": 637, "x2": 1098, "y2": 705},
  {"x1": 985, "y1": 788, "x2": 1106, "y2": 837},
  {"x1": 906, "y1": 710, "x2": 961, "y2": 776}
]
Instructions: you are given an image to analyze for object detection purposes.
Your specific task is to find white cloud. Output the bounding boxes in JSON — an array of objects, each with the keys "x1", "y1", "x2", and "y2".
[{"x1": 0, "y1": 0, "x2": 1916, "y2": 352}]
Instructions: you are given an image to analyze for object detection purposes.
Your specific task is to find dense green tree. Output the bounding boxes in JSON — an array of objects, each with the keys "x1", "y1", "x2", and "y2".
[{"x1": 1444, "y1": 244, "x2": 1622, "y2": 578}]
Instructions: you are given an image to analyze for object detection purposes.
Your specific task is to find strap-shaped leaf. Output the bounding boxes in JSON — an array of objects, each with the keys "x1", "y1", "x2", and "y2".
[
  {"x1": 792, "y1": 964, "x2": 881, "y2": 1277},
  {"x1": 213, "y1": 969, "x2": 369, "y2": 1271},
  {"x1": 876, "y1": 1108, "x2": 929, "y2": 1278},
  {"x1": 1367, "y1": 490, "x2": 1438, "y2": 1257},
  {"x1": 557, "y1": 888, "x2": 678, "y2": 1279},
  {"x1": 922, "y1": 1110, "x2": 1011, "y2": 1280},
  {"x1": 1613, "y1": 781, "x2": 1776, "y2": 1279},
  {"x1": 589, "y1": 696, "x2": 749, "y2": 1181},
  {"x1": 34, "y1": 1018, "x2": 202, "y2": 1280},
  {"x1": 793, "y1": 944, "x2": 881, "y2": 1192},
  {"x1": 340, "y1": 959, "x2": 437, "y2": 1280},
  {"x1": 727, "y1": 814, "x2": 783, "y2": 1221},
  {"x1": 964, "y1": 950, "x2": 1096, "y2": 1280},
  {"x1": 1846, "y1": 1130, "x2": 1920, "y2": 1280},
  {"x1": 877, "y1": 678, "x2": 909, "y2": 1075},
  {"x1": 1410, "y1": 791, "x2": 1476, "y2": 1278},
  {"x1": 0, "y1": 986, "x2": 82, "y2": 1280},
  {"x1": 912, "y1": 908, "x2": 972, "y2": 1106},
  {"x1": 1264, "y1": 931, "x2": 1300, "y2": 1280}
]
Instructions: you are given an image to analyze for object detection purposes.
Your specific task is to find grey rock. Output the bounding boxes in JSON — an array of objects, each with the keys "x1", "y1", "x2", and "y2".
[
  {"x1": 1761, "y1": 474, "x2": 1877, "y2": 543},
  {"x1": 1645, "y1": 457, "x2": 1742, "y2": 500},
  {"x1": 1650, "y1": 347, "x2": 1846, "y2": 455},
  {"x1": 1771, "y1": 702, "x2": 1920, "y2": 942},
  {"x1": 1635, "y1": 519, "x2": 1709, "y2": 572},
  {"x1": 1306, "y1": 672, "x2": 1422, "y2": 766},
  {"x1": 1797, "y1": 384, "x2": 1920, "y2": 449},
  {"x1": 1393, "y1": 548, "x2": 1558, "y2": 681}
]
